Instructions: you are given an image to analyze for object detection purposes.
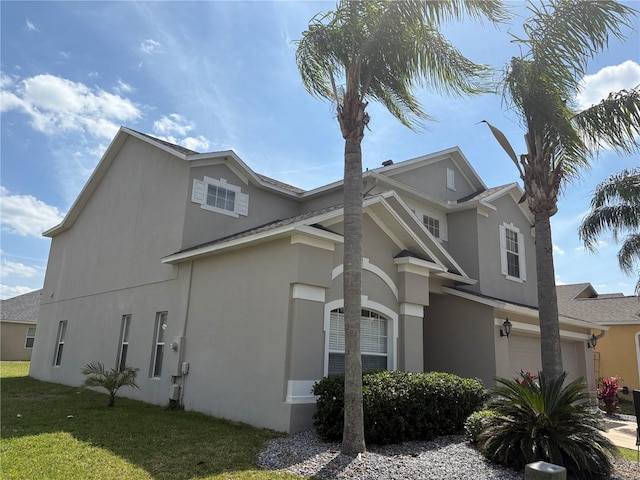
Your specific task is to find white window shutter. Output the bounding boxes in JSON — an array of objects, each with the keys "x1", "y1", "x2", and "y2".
[
  {"x1": 518, "y1": 231, "x2": 527, "y2": 280},
  {"x1": 499, "y1": 224, "x2": 508, "y2": 275},
  {"x1": 236, "y1": 192, "x2": 249, "y2": 216},
  {"x1": 191, "y1": 179, "x2": 206, "y2": 205}
]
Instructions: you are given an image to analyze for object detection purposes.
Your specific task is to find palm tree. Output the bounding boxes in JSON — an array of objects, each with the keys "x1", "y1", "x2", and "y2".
[
  {"x1": 82, "y1": 361, "x2": 139, "y2": 407},
  {"x1": 579, "y1": 168, "x2": 640, "y2": 295},
  {"x1": 483, "y1": 0, "x2": 639, "y2": 382},
  {"x1": 296, "y1": 0, "x2": 507, "y2": 453}
]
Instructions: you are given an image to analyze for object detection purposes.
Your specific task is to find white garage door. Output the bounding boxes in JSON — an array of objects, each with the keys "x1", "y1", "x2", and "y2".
[{"x1": 508, "y1": 335, "x2": 584, "y2": 383}]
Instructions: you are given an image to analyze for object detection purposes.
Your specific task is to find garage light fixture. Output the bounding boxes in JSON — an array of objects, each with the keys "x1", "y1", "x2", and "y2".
[
  {"x1": 500, "y1": 318, "x2": 512, "y2": 338},
  {"x1": 587, "y1": 334, "x2": 598, "y2": 349}
]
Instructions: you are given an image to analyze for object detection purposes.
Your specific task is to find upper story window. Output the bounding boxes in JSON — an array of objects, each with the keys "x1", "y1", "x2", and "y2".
[
  {"x1": 499, "y1": 222, "x2": 527, "y2": 282},
  {"x1": 191, "y1": 176, "x2": 249, "y2": 218},
  {"x1": 446, "y1": 168, "x2": 455, "y2": 191},
  {"x1": 423, "y1": 215, "x2": 440, "y2": 238}
]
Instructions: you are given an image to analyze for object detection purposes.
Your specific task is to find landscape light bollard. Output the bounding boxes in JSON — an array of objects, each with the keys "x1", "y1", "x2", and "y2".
[{"x1": 524, "y1": 461, "x2": 567, "y2": 480}]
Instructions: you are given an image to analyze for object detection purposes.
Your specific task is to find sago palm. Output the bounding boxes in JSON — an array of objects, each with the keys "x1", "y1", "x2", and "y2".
[
  {"x1": 82, "y1": 361, "x2": 139, "y2": 407},
  {"x1": 579, "y1": 168, "x2": 640, "y2": 294},
  {"x1": 296, "y1": 0, "x2": 507, "y2": 453},
  {"x1": 483, "y1": 0, "x2": 640, "y2": 381},
  {"x1": 480, "y1": 372, "x2": 617, "y2": 479}
]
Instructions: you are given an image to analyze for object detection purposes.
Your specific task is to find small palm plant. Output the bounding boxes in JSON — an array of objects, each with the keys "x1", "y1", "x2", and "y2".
[
  {"x1": 480, "y1": 372, "x2": 616, "y2": 479},
  {"x1": 82, "y1": 361, "x2": 139, "y2": 407}
]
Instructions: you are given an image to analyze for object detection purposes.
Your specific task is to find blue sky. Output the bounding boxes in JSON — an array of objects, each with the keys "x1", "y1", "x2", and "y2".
[{"x1": 1, "y1": 1, "x2": 639, "y2": 300}]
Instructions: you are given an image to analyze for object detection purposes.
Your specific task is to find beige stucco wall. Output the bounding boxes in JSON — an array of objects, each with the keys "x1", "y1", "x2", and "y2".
[
  {"x1": 1, "y1": 322, "x2": 35, "y2": 361},
  {"x1": 594, "y1": 324, "x2": 640, "y2": 396}
]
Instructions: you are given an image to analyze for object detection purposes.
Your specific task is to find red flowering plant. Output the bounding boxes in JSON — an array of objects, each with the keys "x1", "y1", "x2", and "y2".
[
  {"x1": 514, "y1": 370, "x2": 538, "y2": 385},
  {"x1": 597, "y1": 376, "x2": 621, "y2": 414}
]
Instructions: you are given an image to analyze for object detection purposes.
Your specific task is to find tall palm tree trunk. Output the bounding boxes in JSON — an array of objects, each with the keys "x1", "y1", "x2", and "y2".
[
  {"x1": 341, "y1": 134, "x2": 365, "y2": 454},
  {"x1": 534, "y1": 209, "x2": 563, "y2": 381}
]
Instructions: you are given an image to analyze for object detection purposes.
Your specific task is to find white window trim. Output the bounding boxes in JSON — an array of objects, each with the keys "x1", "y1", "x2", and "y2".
[
  {"x1": 499, "y1": 222, "x2": 527, "y2": 283},
  {"x1": 446, "y1": 168, "x2": 455, "y2": 191},
  {"x1": 323, "y1": 297, "x2": 398, "y2": 377},
  {"x1": 191, "y1": 176, "x2": 248, "y2": 217},
  {"x1": 117, "y1": 314, "x2": 131, "y2": 370},
  {"x1": 53, "y1": 321, "x2": 67, "y2": 366},
  {"x1": 151, "y1": 312, "x2": 167, "y2": 378},
  {"x1": 24, "y1": 327, "x2": 36, "y2": 349}
]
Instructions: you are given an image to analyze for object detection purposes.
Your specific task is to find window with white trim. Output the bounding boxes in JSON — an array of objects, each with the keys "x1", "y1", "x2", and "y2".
[
  {"x1": 191, "y1": 176, "x2": 249, "y2": 217},
  {"x1": 53, "y1": 321, "x2": 67, "y2": 366},
  {"x1": 151, "y1": 312, "x2": 167, "y2": 378},
  {"x1": 25, "y1": 327, "x2": 36, "y2": 348},
  {"x1": 446, "y1": 168, "x2": 455, "y2": 190},
  {"x1": 328, "y1": 308, "x2": 388, "y2": 376},
  {"x1": 499, "y1": 223, "x2": 527, "y2": 282},
  {"x1": 117, "y1": 315, "x2": 131, "y2": 370},
  {"x1": 423, "y1": 215, "x2": 440, "y2": 238}
]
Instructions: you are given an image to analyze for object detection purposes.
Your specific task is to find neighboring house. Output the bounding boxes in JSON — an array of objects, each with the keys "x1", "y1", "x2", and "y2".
[
  {"x1": 557, "y1": 283, "x2": 640, "y2": 399},
  {"x1": 30, "y1": 127, "x2": 599, "y2": 433},
  {"x1": 1, "y1": 290, "x2": 41, "y2": 361}
]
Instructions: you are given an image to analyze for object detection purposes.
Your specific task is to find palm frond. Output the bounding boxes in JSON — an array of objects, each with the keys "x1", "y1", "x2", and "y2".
[{"x1": 573, "y1": 88, "x2": 640, "y2": 154}]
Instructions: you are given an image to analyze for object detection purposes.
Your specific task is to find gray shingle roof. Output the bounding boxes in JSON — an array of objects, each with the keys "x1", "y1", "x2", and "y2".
[
  {"x1": 0, "y1": 289, "x2": 42, "y2": 324},
  {"x1": 556, "y1": 284, "x2": 640, "y2": 325}
]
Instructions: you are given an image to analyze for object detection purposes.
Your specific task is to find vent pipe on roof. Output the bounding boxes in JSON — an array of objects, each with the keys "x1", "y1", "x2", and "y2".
[{"x1": 382, "y1": 160, "x2": 393, "y2": 167}]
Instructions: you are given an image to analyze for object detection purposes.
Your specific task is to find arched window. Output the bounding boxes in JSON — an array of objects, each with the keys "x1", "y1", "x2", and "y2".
[{"x1": 328, "y1": 308, "x2": 388, "y2": 376}]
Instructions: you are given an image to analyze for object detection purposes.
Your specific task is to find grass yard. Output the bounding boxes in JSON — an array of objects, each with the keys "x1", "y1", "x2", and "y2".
[{"x1": 0, "y1": 362, "x2": 305, "y2": 480}]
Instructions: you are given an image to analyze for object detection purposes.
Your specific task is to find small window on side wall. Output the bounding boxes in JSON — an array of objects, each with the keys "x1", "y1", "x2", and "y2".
[
  {"x1": 191, "y1": 176, "x2": 249, "y2": 217},
  {"x1": 446, "y1": 168, "x2": 455, "y2": 191},
  {"x1": 151, "y1": 312, "x2": 167, "y2": 378},
  {"x1": 53, "y1": 321, "x2": 67, "y2": 366},
  {"x1": 25, "y1": 327, "x2": 36, "y2": 348},
  {"x1": 117, "y1": 315, "x2": 131, "y2": 370}
]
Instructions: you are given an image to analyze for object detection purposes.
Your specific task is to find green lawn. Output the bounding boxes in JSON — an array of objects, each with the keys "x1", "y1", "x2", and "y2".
[
  {"x1": 0, "y1": 362, "x2": 304, "y2": 480},
  {"x1": 2, "y1": 362, "x2": 636, "y2": 479}
]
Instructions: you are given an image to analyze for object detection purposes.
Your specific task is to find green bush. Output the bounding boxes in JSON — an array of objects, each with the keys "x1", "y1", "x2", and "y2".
[
  {"x1": 313, "y1": 370, "x2": 487, "y2": 444},
  {"x1": 464, "y1": 409, "x2": 497, "y2": 443},
  {"x1": 479, "y1": 372, "x2": 616, "y2": 479}
]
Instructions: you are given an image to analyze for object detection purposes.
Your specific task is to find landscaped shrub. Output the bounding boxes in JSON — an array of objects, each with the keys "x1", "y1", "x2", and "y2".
[
  {"x1": 597, "y1": 375, "x2": 621, "y2": 414},
  {"x1": 464, "y1": 409, "x2": 497, "y2": 444},
  {"x1": 82, "y1": 362, "x2": 139, "y2": 407},
  {"x1": 479, "y1": 372, "x2": 616, "y2": 479},
  {"x1": 313, "y1": 370, "x2": 488, "y2": 445}
]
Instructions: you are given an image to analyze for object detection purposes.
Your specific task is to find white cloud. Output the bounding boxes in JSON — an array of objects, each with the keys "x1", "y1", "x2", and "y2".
[
  {"x1": 25, "y1": 18, "x2": 38, "y2": 32},
  {"x1": 576, "y1": 60, "x2": 640, "y2": 110},
  {"x1": 1, "y1": 259, "x2": 39, "y2": 278},
  {"x1": 115, "y1": 79, "x2": 133, "y2": 94},
  {"x1": 140, "y1": 38, "x2": 162, "y2": 55},
  {"x1": 0, "y1": 186, "x2": 65, "y2": 237},
  {"x1": 553, "y1": 244, "x2": 565, "y2": 255},
  {"x1": 0, "y1": 285, "x2": 37, "y2": 300},
  {"x1": 152, "y1": 114, "x2": 211, "y2": 152},
  {"x1": 0, "y1": 74, "x2": 141, "y2": 139}
]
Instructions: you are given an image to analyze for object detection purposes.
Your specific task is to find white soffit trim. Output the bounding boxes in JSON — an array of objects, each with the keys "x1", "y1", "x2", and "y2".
[
  {"x1": 291, "y1": 232, "x2": 335, "y2": 251},
  {"x1": 162, "y1": 224, "x2": 343, "y2": 264},
  {"x1": 400, "y1": 302, "x2": 425, "y2": 317},
  {"x1": 394, "y1": 256, "x2": 440, "y2": 276},
  {"x1": 292, "y1": 284, "x2": 326, "y2": 302}
]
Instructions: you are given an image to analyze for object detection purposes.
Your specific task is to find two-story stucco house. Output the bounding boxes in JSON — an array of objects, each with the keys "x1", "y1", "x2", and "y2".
[{"x1": 30, "y1": 127, "x2": 599, "y2": 433}]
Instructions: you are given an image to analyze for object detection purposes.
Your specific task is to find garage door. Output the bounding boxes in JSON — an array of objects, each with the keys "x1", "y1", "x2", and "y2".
[{"x1": 508, "y1": 335, "x2": 585, "y2": 383}]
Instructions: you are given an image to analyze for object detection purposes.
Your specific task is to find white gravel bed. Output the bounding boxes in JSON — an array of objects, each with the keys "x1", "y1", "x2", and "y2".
[{"x1": 258, "y1": 430, "x2": 640, "y2": 479}]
